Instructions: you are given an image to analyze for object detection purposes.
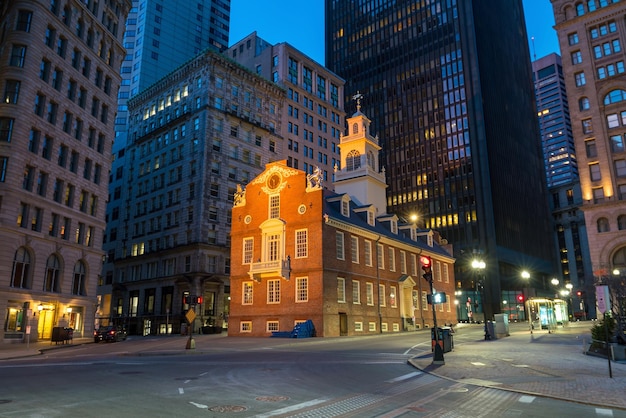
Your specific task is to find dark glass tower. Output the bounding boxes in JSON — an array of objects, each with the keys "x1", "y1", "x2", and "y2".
[{"x1": 325, "y1": 0, "x2": 557, "y2": 318}]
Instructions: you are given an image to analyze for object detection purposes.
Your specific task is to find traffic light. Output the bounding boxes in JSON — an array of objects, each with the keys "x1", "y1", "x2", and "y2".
[
  {"x1": 420, "y1": 256, "x2": 432, "y2": 282},
  {"x1": 517, "y1": 294, "x2": 524, "y2": 302},
  {"x1": 196, "y1": 296, "x2": 203, "y2": 304},
  {"x1": 183, "y1": 295, "x2": 190, "y2": 305},
  {"x1": 427, "y1": 292, "x2": 447, "y2": 304}
]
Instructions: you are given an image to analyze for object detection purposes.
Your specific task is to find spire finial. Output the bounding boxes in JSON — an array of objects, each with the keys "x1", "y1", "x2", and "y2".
[{"x1": 352, "y1": 91, "x2": 363, "y2": 112}]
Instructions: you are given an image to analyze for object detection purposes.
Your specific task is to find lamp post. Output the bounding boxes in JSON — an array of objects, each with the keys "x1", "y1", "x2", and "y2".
[
  {"x1": 565, "y1": 283, "x2": 573, "y2": 320},
  {"x1": 521, "y1": 270, "x2": 531, "y2": 333},
  {"x1": 472, "y1": 259, "x2": 490, "y2": 340}
]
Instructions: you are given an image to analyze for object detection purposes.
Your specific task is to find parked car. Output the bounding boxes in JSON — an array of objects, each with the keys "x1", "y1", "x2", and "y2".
[{"x1": 94, "y1": 325, "x2": 127, "y2": 343}]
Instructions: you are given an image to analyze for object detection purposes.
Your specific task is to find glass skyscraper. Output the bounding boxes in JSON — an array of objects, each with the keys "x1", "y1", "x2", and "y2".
[{"x1": 325, "y1": 0, "x2": 556, "y2": 318}]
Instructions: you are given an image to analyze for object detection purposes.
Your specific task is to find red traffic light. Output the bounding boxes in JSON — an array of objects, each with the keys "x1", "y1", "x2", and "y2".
[
  {"x1": 517, "y1": 294, "x2": 524, "y2": 302},
  {"x1": 576, "y1": 291, "x2": 582, "y2": 297},
  {"x1": 197, "y1": 296, "x2": 203, "y2": 304},
  {"x1": 420, "y1": 256, "x2": 431, "y2": 268}
]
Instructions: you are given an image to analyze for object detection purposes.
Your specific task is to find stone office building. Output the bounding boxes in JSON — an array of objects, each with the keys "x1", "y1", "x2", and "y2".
[{"x1": 0, "y1": 0, "x2": 130, "y2": 343}]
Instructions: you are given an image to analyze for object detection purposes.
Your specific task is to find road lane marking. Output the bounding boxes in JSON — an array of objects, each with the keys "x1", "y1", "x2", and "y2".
[
  {"x1": 256, "y1": 398, "x2": 328, "y2": 417},
  {"x1": 386, "y1": 371, "x2": 422, "y2": 383},
  {"x1": 471, "y1": 362, "x2": 485, "y2": 366},
  {"x1": 178, "y1": 388, "x2": 184, "y2": 394},
  {"x1": 518, "y1": 395, "x2": 536, "y2": 403},
  {"x1": 596, "y1": 408, "x2": 613, "y2": 416},
  {"x1": 190, "y1": 401, "x2": 208, "y2": 409}
]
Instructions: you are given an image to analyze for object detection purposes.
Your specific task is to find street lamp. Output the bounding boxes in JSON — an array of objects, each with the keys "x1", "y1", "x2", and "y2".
[
  {"x1": 521, "y1": 270, "x2": 531, "y2": 333},
  {"x1": 472, "y1": 259, "x2": 490, "y2": 340},
  {"x1": 565, "y1": 283, "x2": 573, "y2": 320}
]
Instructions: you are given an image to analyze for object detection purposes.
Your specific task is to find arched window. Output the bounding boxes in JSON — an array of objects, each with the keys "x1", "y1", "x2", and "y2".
[
  {"x1": 576, "y1": 3, "x2": 585, "y2": 15},
  {"x1": 346, "y1": 150, "x2": 361, "y2": 171},
  {"x1": 44, "y1": 254, "x2": 61, "y2": 292},
  {"x1": 612, "y1": 246, "x2": 626, "y2": 269},
  {"x1": 352, "y1": 123, "x2": 358, "y2": 134},
  {"x1": 603, "y1": 89, "x2": 626, "y2": 105},
  {"x1": 579, "y1": 97, "x2": 590, "y2": 110},
  {"x1": 11, "y1": 247, "x2": 31, "y2": 288},
  {"x1": 72, "y1": 260, "x2": 86, "y2": 295},
  {"x1": 367, "y1": 150, "x2": 375, "y2": 169},
  {"x1": 587, "y1": 0, "x2": 597, "y2": 11},
  {"x1": 618, "y1": 215, "x2": 626, "y2": 230},
  {"x1": 597, "y1": 217, "x2": 610, "y2": 232}
]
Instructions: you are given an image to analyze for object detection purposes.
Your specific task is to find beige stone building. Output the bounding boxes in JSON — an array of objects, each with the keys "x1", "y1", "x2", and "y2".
[
  {"x1": 552, "y1": 0, "x2": 626, "y2": 313},
  {"x1": 0, "y1": 0, "x2": 130, "y2": 343}
]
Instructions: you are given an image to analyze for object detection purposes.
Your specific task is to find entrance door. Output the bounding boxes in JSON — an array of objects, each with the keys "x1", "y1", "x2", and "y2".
[{"x1": 339, "y1": 313, "x2": 348, "y2": 336}]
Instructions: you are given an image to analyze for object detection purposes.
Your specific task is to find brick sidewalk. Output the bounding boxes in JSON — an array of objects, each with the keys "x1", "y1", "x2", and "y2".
[{"x1": 409, "y1": 321, "x2": 626, "y2": 410}]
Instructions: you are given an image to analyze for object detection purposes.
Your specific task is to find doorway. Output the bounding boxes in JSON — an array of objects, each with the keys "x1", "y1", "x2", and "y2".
[{"x1": 339, "y1": 313, "x2": 348, "y2": 336}]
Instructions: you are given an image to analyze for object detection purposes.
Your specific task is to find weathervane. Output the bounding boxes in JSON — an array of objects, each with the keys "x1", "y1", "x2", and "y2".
[{"x1": 352, "y1": 91, "x2": 363, "y2": 112}]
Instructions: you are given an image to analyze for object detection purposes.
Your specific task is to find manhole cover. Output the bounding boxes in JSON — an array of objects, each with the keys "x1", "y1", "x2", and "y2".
[
  {"x1": 256, "y1": 396, "x2": 289, "y2": 402},
  {"x1": 208, "y1": 405, "x2": 248, "y2": 413}
]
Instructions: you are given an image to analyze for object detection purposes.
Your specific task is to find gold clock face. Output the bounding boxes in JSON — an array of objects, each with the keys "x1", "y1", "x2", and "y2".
[{"x1": 267, "y1": 174, "x2": 281, "y2": 189}]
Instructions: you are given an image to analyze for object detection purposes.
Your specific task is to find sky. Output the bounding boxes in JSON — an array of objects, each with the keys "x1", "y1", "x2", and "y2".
[{"x1": 229, "y1": 0, "x2": 560, "y2": 65}]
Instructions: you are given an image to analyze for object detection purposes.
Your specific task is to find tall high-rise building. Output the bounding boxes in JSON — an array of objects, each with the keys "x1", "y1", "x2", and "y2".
[
  {"x1": 532, "y1": 53, "x2": 592, "y2": 318},
  {"x1": 325, "y1": 0, "x2": 557, "y2": 319},
  {"x1": 0, "y1": 0, "x2": 130, "y2": 344},
  {"x1": 551, "y1": 0, "x2": 626, "y2": 306},
  {"x1": 228, "y1": 32, "x2": 345, "y2": 184},
  {"x1": 100, "y1": 0, "x2": 230, "y2": 324}
]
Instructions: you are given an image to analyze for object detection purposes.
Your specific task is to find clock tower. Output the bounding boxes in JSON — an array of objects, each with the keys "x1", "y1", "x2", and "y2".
[{"x1": 334, "y1": 94, "x2": 388, "y2": 215}]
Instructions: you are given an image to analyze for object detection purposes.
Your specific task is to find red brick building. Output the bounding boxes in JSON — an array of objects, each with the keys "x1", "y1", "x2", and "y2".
[{"x1": 229, "y1": 107, "x2": 456, "y2": 337}]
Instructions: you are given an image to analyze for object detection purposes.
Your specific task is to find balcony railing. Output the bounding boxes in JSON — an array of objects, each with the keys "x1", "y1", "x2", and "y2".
[{"x1": 248, "y1": 257, "x2": 291, "y2": 282}]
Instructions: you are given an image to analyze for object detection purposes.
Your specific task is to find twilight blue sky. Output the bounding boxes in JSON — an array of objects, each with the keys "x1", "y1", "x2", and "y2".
[{"x1": 230, "y1": 0, "x2": 560, "y2": 65}]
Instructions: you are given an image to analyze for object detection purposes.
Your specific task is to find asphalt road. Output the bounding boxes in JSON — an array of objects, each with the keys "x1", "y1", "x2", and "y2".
[{"x1": 0, "y1": 328, "x2": 623, "y2": 418}]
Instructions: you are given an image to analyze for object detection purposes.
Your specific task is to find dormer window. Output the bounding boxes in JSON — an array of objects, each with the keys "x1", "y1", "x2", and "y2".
[
  {"x1": 341, "y1": 199, "x2": 350, "y2": 217},
  {"x1": 391, "y1": 220, "x2": 397, "y2": 234},
  {"x1": 427, "y1": 234, "x2": 433, "y2": 247},
  {"x1": 367, "y1": 209, "x2": 375, "y2": 226}
]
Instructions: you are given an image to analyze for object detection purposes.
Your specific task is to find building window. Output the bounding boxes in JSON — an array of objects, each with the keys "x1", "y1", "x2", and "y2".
[
  {"x1": 295, "y1": 229, "x2": 308, "y2": 258},
  {"x1": 242, "y1": 282, "x2": 253, "y2": 305},
  {"x1": 0, "y1": 118, "x2": 15, "y2": 142},
  {"x1": 615, "y1": 159, "x2": 626, "y2": 177},
  {"x1": 351, "y1": 236, "x2": 359, "y2": 263},
  {"x1": 575, "y1": 72, "x2": 586, "y2": 87},
  {"x1": 240, "y1": 321, "x2": 252, "y2": 333},
  {"x1": 589, "y1": 163, "x2": 602, "y2": 181},
  {"x1": 377, "y1": 243, "x2": 384, "y2": 269},
  {"x1": 243, "y1": 237, "x2": 253, "y2": 264},
  {"x1": 269, "y1": 194, "x2": 280, "y2": 219},
  {"x1": 11, "y1": 247, "x2": 31, "y2": 288},
  {"x1": 579, "y1": 97, "x2": 590, "y2": 111},
  {"x1": 568, "y1": 32, "x2": 579, "y2": 45},
  {"x1": 364, "y1": 240, "x2": 372, "y2": 266},
  {"x1": 390, "y1": 286, "x2": 397, "y2": 308},
  {"x1": 366, "y1": 282, "x2": 374, "y2": 305},
  {"x1": 388, "y1": 248, "x2": 395, "y2": 271},
  {"x1": 585, "y1": 139, "x2": 597, "y2": 157},
  {"x1": 582, "y1": 119, "x2": 593, "y2": 134},
  {"x1": 352, "y1": 280, "x2": 360, "y2": 304},
  {"x1": 267, "y1": 279, "x2": 280, "y2": 304},
  {"x1": 43, "y1": 254, "x2": 61, "y2": 292},
  {"x1": 10, "y1": 44, "x2": 27, "y2": 67},
  {"x1": 346, "y1": 150, "x2": 361, "y2": 171},
  {"x1": 337, "y1": 277, "x2": 345, "y2": 303},
  {"x1": 4, "y1": 80, "x2": 20, "y2": 104},
  {"x1": 593, "y1": 187, "x2": 605, "y2": 203},
  {"x1": 336, "y1": 231, "x2": 345, "y2": 260},
  {"x1": 618, "y1": 215, "x2": 626, "y2": 230},
  {"x1": 296, "y1": 277, "x2": 308, "y2": 302},
  {"x1": 379, "y1": 284, "x2": 386, "y2": 307},
  {"x1": 597, "y1": 217, "x2": 610, "y2": 232},
  {"x1": 571, "y1": 51, "x2": 582, "y2": 64}
]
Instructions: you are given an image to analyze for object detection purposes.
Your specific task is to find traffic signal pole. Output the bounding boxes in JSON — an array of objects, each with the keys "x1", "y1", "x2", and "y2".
[{"x1": 421, "y1": 256, "x2": 444, "y2": 365}]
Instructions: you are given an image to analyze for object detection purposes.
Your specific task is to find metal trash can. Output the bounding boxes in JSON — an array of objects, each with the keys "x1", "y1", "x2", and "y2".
[{"x1": 431, "y1": 326, "x2": 454, "y2": 353}]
